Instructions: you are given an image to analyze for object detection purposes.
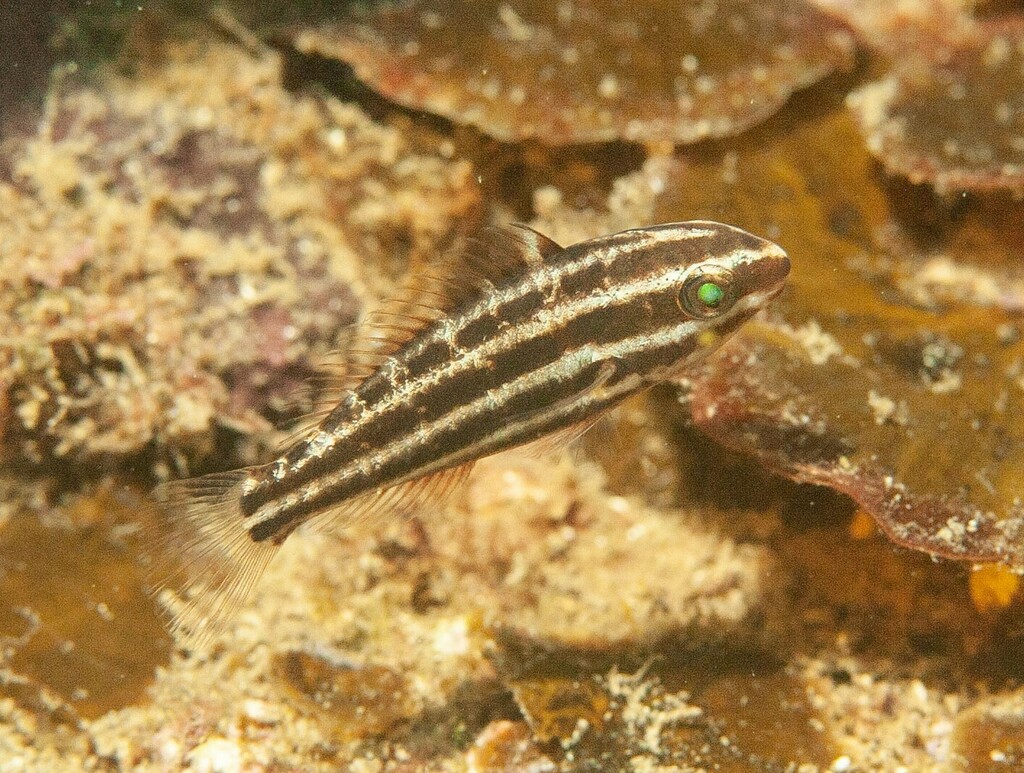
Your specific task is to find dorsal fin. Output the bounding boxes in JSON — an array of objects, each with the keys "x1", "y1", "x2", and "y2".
[
  {"x1": 373, "y1": 223, "x2": 563, "y2": 329},
  {"x1": 278, "y1": 224, "x2": 564, "y2": 450},
  {"x1": 355, "y1": 224, "x2": 561, "y2": 365},
  {"x1": 450, "y1": 223, "x2": 563, "y2": 298}
]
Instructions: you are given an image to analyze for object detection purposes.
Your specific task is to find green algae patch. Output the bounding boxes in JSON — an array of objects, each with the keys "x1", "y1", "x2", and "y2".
[
  {"x1": 651, "y1": 87, "x2": 1024, "y2": 566},
  {"x1": 290, "y1": 0, "x2": 854, "y2": 145}
]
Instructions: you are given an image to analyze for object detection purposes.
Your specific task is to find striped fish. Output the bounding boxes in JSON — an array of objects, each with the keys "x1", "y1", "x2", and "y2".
[{"x1": 149, "y1": 222, "x2": 789, "y2": 642}]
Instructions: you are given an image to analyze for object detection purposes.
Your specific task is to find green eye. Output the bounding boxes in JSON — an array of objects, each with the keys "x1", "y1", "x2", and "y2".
[
  {"x1": 678, "y1": 265, "x2": 736, "y2": 318},
  {"x1": 696, "y1": 281, "x2": 725, "y2": 307}
]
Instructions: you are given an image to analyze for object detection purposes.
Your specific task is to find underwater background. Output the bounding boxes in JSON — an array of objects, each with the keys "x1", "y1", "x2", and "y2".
[{"x1": 2, "y1": 1, "x2": 1024, "y2": 770}]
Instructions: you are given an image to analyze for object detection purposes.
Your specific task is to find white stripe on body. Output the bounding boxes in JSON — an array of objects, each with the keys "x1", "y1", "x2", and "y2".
[
  {"x1": 277, "y1": 241, "x2": 773, "y2": 477},
  {"x1": 246, "y1": 286, "x2": 772, "y2": 527}
]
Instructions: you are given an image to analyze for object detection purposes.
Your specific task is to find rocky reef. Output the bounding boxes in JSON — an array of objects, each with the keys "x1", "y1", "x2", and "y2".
[{"x1": 2, "y1": 2, "x2": 1024, "y2": 771}]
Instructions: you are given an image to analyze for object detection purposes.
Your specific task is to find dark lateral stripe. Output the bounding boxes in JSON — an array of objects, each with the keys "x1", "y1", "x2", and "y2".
[
  {"x1": 323, "y1": 280, "x2": 772, "y2": 506},
  {"x1": 243, "y1": 232, "x2": 780, "y2": 531},
  {"x1": 244, "y1": 244, "x2": 773, "y2": 513},
  {"x1": 248, "y1": 361, "x2": 611, "y2": 540},
  {"x1": 243, "y1": 309, "x2": 741, "y2": 538},
  {"x1": 242, "y1": 257, "x2": 692, "y2": 510}
]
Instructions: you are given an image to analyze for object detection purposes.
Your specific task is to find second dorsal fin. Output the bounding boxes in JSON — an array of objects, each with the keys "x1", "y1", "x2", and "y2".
[
  {"x1": 279, "y1": 224, "x2": 564, "y2": 449},
  {"x1": 342, "y1": 223, "x2": 563, "y2": 374},
  {"x1": 451, "y1": 223, "x2": 563, "y2": 296}
]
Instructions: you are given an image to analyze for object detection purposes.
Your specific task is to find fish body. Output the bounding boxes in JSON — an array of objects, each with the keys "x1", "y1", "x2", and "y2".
[{"x1": 150, "y1": 222, "x2": 789, "y2": 642}]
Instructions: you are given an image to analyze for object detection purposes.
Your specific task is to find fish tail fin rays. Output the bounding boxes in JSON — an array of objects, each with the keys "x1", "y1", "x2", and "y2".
[{"x1": 142, "y1": 468, "x2": 276, "y2": 649}]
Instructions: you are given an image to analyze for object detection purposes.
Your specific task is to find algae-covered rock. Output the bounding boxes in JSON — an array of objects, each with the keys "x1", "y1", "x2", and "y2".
[
  {"x1": 659, "y1": 98, "x2": 1024, "y2": 566},
  {"x1": 291, "y1": 0, "x2": 855, "y2": 145},
  {"x1": 849, "y1": 21, "x2": 1024, "y2": 194},
  {"x1": 0, "y1": 36, "x2": 479, "y2": 468},
  {"x1": 540, "y1": 88, "x2": 1024, "y2": 565}
]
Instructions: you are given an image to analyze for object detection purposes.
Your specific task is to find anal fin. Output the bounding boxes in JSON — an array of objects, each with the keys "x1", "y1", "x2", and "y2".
[{"x1": 305, "y1": 462, "x2": 475, "y2": 538}]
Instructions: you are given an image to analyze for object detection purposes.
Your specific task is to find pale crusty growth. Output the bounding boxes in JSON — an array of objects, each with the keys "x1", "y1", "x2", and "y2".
[
  {"x1": 291, "y1": 0, "x2": 855, "y2": 145},
  {"x1": 39, "y1": 454, "x2": 783, "y2": 771},
  {"x1": 5, "y1": 449, "x2": 1018, "y2": 770},
  {"x1": 802, "y1": 656, "x2": 965, "y2": 770},
  {"x1": 807, "y1": 0, "x2": 975, "y2": 53},
  {"x1": 449, "y1": 454, "x2": 787, "y2": 654},
  {"x1": 0, "y1": 38, "x2": 479, "y2": 466}
]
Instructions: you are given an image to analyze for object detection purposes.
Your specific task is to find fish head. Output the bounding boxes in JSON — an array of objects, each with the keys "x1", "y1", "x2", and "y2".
[
  {"x1": 667, "y1": 220, "x2": 789, "y2": 353},
  {"x1": 599, "y1": 220, "x2": 790, "y2": 378}
]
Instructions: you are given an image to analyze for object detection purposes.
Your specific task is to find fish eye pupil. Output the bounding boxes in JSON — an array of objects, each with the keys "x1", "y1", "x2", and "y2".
[
  {"x1": 678, "y1": 266, "x2": 736, "y2": 318},
  {"x1": 697, "y1": 281, "x2": 724, "y2": 307}
]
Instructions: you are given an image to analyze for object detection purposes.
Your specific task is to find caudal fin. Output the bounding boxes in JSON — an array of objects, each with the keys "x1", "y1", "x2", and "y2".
[{"x1": 143, "y1": 469, "x2": 278, "y2": 648}]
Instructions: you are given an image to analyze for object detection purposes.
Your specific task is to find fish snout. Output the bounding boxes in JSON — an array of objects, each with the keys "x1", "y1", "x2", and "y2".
[{"x1": 753, "y1": 242, "x2": 791, "y2": 299}]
